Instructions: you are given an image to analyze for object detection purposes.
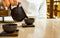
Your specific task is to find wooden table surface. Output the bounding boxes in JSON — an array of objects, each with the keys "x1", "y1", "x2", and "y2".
[{"x1": 0, "y1": 19, "x2": 60, "y2": 38}]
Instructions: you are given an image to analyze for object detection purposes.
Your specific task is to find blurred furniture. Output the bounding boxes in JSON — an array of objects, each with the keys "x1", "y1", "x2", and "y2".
[
  {"x1": 47, "y1": 0, "x2": 60, "y2": 18},
  {"x1": 0, "y1": 9, "x2": 9, "y2": 22}
]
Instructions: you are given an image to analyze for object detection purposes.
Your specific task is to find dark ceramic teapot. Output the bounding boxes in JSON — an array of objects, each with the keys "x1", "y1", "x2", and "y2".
[{"x1": 9, "y1": 3, "x2": 28, "y2": 22}]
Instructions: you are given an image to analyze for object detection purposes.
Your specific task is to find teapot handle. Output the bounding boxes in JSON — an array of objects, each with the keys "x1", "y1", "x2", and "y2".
[
  {"x1": 8, "y1": 2, "x2": 21, "y2": 10},
  {"x1": 17, "y1": 2, "x2": 20, "y2": 7},
  {"x1": 8, "y1": 4, "x2": 11, "y2": 10}
]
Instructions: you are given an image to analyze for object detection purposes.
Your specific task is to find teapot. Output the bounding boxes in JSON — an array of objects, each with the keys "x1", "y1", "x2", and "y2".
[{"x1": 9, "y1": 3, "x2": 28, "y2": 22}]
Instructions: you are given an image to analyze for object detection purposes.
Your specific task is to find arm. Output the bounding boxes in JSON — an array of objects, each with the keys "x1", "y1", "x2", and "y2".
[{"x1": 39, "y1": 0, "x2": 47, "y2": 19}]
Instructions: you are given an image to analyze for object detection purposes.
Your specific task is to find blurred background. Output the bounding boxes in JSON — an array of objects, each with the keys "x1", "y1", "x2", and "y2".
[
  {"x1": 0, "y1": 0, "x2": 60, "y2": 20},
  {"x1": 46, "y1": 0, "x2": 60, "y2": 19}
]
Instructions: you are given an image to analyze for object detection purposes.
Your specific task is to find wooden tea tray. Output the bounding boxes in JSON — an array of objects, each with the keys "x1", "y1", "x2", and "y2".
[{"x1": 0, "y1": 30, "x2": 19, "y2": 37}]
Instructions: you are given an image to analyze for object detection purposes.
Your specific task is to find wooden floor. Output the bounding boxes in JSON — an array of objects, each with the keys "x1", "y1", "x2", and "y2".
[{"x1": 0, "y1": 19, "x2": 60, "y2": 38}]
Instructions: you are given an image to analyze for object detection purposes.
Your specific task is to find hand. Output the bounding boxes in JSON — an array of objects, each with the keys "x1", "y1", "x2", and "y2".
[{"x1": 2, "y1": 0, "x2": 21, "y2": 7}]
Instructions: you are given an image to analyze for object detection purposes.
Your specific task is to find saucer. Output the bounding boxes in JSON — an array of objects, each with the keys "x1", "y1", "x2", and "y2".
[
  {"x1": 0, "y1": 30, "x2": 19, "y2": 37},
  {"x1": 22, "y1": 23, "x2": 35, "y2": 27}
]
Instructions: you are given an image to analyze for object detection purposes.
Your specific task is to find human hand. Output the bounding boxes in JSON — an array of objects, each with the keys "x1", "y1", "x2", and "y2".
[{"x1": 2, "y1": 0, "x2": 21, "y2": 7}]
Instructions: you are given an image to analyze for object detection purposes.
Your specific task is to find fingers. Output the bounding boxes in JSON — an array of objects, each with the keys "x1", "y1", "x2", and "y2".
[
  {"x1": 9, "y1": 0, "x2": 14, "y2": 5},
  {"x1": 2, "y1": 0, "x2": 21, "y2": 7},
  {"x1": 6, "y1": 0, "x2": 10, "y2": 7},
  {"x1": 9, "y1": 0, "x2": 18, "y2": 5},
  {"x1": 2, "y1": 0, "x2": 10, "y2": 7},
  {"x1": 2, "y1": 0, "x2": 6, "y2": 7},
  {"x1": 13, "y1": 0, "x2": 18, "y2": 5}
]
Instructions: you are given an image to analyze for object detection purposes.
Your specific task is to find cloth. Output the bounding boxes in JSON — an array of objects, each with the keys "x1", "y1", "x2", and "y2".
[{"x1": 18, "y1": 0, "x2": 47, "y2": 19}]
